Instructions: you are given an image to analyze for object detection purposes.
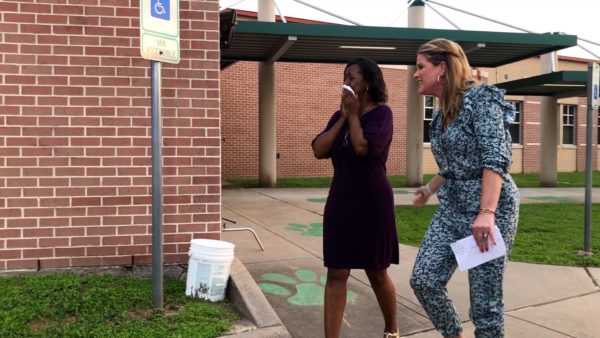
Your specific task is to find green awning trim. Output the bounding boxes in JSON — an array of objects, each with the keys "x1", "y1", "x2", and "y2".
[
  {"x1": 221, "y1": 21, "x2": 578, "y2": 67},
  {"x1": 497, "y1": 71, "x2": 587, "y2": 97}
]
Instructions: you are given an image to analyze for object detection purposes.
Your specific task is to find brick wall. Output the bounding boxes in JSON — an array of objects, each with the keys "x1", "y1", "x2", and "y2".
[
  {"x1": 576, "y1": 98, "x2": 597, "y2": 171},
  {"x1": 221, "y1": 61, "x2": 407, "y2": 179},
  {"x1": 0, "y1": 0, "x2": 221, "y2": 271},
  {"x1": 221, "y1": 61, "x2": 259, "y2": 179},
  {"x1": 522, "y1": 99, "x2": 542, "y2": 173},
  {"x1": 222, "y1": 59, "x2": 599, "y2": 180}
]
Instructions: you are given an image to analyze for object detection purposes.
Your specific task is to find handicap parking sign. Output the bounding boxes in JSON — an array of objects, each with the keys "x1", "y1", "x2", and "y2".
[
  {"x1": 151, "y1": 0, "x2": 170, "y2": 21},
  {"x1": 140, "y1": 0, "x2": 179, "y2": 63}
]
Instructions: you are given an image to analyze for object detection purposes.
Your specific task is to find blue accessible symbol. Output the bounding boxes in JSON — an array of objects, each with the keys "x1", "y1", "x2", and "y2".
[
  {"x1": 594, "y1": 84, "x2": 598, "y2": 100},
  {"x1": 151, "y1": 0, "x2": 170, "y2": 21}
]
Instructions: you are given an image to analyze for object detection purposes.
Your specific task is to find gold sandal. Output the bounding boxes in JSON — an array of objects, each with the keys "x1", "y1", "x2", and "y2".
[{"x1": 383, "y1": 329, "x2": 399, "y2": 338}]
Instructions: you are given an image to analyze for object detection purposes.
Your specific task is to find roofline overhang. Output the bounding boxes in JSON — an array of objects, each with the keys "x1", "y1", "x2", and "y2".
[
  {"x1": 221, "y1": 21, "x2": 578, "y2": 67},
  {"x1": 497, "y1": 71, "x2": 588, "y2": 97}
]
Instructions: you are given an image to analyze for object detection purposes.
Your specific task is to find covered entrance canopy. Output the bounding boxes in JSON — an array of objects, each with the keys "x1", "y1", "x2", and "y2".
[
  {"x1": 219, "y1": 17, "x2": 582, "y2": 186},
  {"x1": 496, "y1": 70, "x2": 590, "y2": 189},
  {"x1": 221, "y1": 20, "x2": 577, "y2": 68},
  {"x1": 496, "y1": 70, "x2": 587, "y2": 97},
  {"x1": 496, "y1": 69, "x2": 589, "y2": 185},
  {"x1": 498, "y1": 69, "x2": 594, "y2": 254}
]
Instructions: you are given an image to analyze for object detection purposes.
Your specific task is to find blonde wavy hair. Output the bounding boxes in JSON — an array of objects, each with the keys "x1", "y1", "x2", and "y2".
[{"x1": 417, "y1": 38, "x2": 475, "y2": 128}]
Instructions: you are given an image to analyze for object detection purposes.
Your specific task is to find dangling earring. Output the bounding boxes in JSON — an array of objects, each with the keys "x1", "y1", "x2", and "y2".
[{"x1": 436, "y1": 75, "x2": 441, "y2": 85}]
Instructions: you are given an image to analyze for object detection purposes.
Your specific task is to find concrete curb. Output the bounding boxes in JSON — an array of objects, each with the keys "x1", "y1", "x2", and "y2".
[{"x1": 219, "y1": 257, "x2": 292, "y2": 338}]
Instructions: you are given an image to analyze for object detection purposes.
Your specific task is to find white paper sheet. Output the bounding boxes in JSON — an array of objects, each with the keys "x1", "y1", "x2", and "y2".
[{"x1": 450, "y1": 227, "x2": 507, "y2": 271}]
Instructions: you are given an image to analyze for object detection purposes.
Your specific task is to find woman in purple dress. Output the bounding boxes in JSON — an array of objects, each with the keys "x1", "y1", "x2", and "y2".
[{"x1": 312, "y1": 57, "x2": 400, "y2": 338}]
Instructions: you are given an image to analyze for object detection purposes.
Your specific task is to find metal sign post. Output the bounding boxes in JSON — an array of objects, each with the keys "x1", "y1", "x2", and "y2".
[
  {"x1": 150, "y1": 60, "x2": 163, "y2": 308},
  {"x1": 584, "y1": 62, "x2": 599, "y2": 255},
  {"x1": 140, "y1": 0, "x2": 180, "y2": 308}
]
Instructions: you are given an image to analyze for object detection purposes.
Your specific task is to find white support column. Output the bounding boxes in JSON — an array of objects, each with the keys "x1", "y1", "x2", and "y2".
[
  {"x1": 405, "y1": 2, "x2": 425, "y2": 186},
  {"x1": 539, "y1": 52, "x2": 558, "y2": 186},
  {"x1": 258, "y1": 0, "x2": 277, "y2": 187}
]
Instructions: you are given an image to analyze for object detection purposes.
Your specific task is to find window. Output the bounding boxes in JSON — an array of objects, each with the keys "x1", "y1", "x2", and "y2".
[
  {"x1": 562, "y1": 105, "x2": 576, "y2": 145},
  {"x1": 507, "y1": 101, "x2": 522, "y2": 144},
  {"x1": 423, "y1": 95, "x2": 435, "y2": 142}
]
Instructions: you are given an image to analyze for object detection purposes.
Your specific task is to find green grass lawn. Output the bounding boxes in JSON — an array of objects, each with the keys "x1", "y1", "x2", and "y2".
[
  {"x1": 227, "y1": 171, "x2": 600, "y2": 188},
  {"x1": 395, "y1": 203, "x2": 600, "y2": 267},
  {"x1": 0, "y1": 273, "x2": 238, "y2": 338}
]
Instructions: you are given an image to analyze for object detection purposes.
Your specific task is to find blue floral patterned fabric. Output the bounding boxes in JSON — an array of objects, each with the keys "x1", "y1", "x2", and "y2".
[
  {"x1": 431, "y1": 84, "x2": 519, "y2": 216},
  {"x1": 410, "y1": 84, "x2": 520, "y2": 338}
]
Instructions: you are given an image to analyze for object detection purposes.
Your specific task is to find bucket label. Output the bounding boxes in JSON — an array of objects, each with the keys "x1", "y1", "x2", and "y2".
[
  {"x1": 186, "y1": 260, "x2": 232, "y2": 301},
  {"x1": 209, "y1": 277, "x2": 226, "y2": 296},
  {"x1": 185, "y1": 240, "x2": 234, "y2": 302}
]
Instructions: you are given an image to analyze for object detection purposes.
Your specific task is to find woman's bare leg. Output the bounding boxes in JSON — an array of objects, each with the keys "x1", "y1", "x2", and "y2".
[
  {"x1": 366, "y1": 269, "x2": 398, "y2": 334},
  {"x1": 324, "y1": 268, "x2": 351, "y2": 338}
]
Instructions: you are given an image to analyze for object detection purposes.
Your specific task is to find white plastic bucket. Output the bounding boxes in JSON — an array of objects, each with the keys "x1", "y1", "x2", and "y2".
[{"x1": 185, "y1": 239, "x2": 235, "y2": 302}]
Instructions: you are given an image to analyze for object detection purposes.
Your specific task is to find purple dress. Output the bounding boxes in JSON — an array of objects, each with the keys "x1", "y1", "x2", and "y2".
[{"x1": 314, "y1": 105, "x2": 399, "y2": 270}]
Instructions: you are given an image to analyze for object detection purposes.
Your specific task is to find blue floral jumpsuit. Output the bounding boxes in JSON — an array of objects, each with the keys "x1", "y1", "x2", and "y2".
[{"x1": 410, "y1": 84, "x2": 520, "y2": 338}]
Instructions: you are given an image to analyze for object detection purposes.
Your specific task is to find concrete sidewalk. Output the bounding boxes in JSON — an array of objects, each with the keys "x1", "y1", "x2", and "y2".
[{"x1": 221, "y1": 187, "x2": 600, "y2": 338}]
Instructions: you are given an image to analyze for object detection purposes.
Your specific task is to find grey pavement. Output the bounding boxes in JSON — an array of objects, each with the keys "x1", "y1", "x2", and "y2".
[{"x1": 220, "y1": 187, "x2": 600, "y2": 338}]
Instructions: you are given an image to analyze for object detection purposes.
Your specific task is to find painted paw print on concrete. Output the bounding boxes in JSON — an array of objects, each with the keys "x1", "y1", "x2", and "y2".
[
  {"x1": 258, "y1": 269, "x2": 356, "y2": 306},
  {"x1": 306, "y1": 197, "x2": 327, "y2": 203},
  {"x1": 286, "y1": 222, "x2": 323, "y2": 237}
]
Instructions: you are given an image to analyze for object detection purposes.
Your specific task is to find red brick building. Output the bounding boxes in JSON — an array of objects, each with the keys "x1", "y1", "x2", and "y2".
[
  {"x1": 221, "y1": 58, "x2": 594, "y2": 179},
  {"x1": 220, "y1": 11, "x2": 596, "y2": 180},
  {"x1": 221, "y1": 61, "x2": 408, "y2": 179},
  {"x1": 0, "y1": 0, "x2": 221, "y2": 271}
]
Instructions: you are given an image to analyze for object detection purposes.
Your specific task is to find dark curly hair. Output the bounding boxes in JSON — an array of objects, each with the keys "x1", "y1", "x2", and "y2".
[{"x1": 344, "y1": 57, "x2": 388, "y2": 104}]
